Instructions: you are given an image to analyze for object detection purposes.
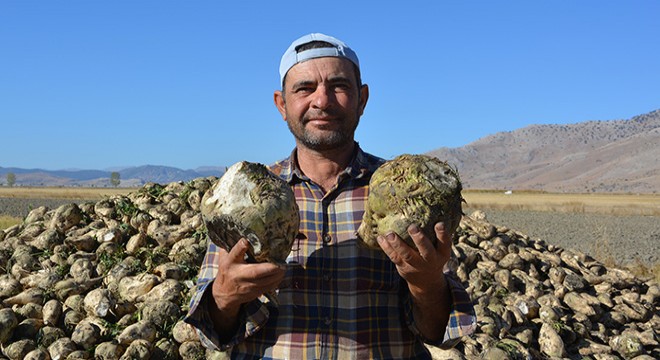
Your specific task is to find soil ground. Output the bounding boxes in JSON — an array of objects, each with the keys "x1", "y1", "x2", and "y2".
[{"x1": 467, "y1": 207, "x2": 659, "y2": 269}]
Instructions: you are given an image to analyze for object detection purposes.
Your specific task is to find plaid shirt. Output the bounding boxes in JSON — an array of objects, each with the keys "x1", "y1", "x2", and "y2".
[{"x1": 185, "y1": 144, "x2": 476, "y2": 359}]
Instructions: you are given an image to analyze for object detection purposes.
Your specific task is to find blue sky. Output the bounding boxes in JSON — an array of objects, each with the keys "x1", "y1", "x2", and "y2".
[{"x1": 1, "y1": 1, "x2": 658, "y2": 170}]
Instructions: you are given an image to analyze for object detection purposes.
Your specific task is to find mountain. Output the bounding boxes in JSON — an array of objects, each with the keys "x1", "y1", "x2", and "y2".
[
  {"x1": 0, "y1": 165, "x2": 226, "y2": 187},
  {"x1": 3, "y1": 110, "x2": 658, "y2": 193},
  {"x1": 427, "y1": 109, "x2": 660, "y2": 193},
  {"x1": 119, "y1": 165, "x2": 206, "y2": 185}
]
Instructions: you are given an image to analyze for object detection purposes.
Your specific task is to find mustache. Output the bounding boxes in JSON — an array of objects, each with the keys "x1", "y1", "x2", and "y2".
[{"x1": 303, "y1": 110, "x2": 340, "y2": 123}]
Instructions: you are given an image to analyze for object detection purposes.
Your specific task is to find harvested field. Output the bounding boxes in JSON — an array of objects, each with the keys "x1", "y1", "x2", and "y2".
[
  {"x1": 462, "y1": 191, "x2": 660, "y2": 273},
  {"x1": 463, "y1": 190, "x2": 660, "y2": 216},
  {"x1": 468, "y1": 208, "x2": 659, "y2": 271},
  {"x1": 0, "y1": 187, "x2": 133, "y2": 200},
  {"x1": 0, "y1": 198, "x2": 96, "y2": 219}
]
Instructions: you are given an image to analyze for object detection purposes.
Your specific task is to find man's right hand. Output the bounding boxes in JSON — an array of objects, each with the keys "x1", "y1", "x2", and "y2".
[{"x1": 209, "y1": 238, "x2": 286, "y2": 338}]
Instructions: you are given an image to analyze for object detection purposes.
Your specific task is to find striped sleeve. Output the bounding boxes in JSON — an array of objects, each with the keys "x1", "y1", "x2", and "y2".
[
  {"x1": 441, "y1": 270, "x2": 477, "y2": 343},
  {"x1": 183, "y1": 241, "x2": 272, "y2": 351},
  {"x1": 403, "y1": 269, "x2": 477, "y2": 348}
]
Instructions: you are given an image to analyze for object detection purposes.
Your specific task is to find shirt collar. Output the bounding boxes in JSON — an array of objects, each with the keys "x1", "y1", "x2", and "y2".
[{"x1": 269, "y1": 142, "x2": 383, "y2": 185}]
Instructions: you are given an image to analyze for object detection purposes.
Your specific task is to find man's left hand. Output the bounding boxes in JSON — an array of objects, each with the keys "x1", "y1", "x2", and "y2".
[
  {"x1": 376, "y1": 222, "x2": 452, "y2": 297},
  {"x1": 377, "y1": 221, "x2": 454, "y2": 340}
]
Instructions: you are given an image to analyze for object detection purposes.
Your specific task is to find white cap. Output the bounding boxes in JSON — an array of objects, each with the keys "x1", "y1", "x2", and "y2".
[{"x1": 279, "y1": 33, "x2": 360, "y2": 84}]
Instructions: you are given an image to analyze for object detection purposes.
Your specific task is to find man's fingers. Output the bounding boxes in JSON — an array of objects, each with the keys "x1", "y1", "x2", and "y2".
[
  {"x1": 227, "y1": 238, "x2": 250, "y2": 263},
  {"x1": 434, "y1": 222, "x2": 452, "y2": 246},
  {"x1": 240, "y1": 263, "x2": 286, "y2": 283},
  {"x1": 434, "y1": 222, "x2": 453, "y2": 260},
  {"x1": 222, "y1": 238, "x2": 285, "y2": 284},
  {"x1": 434, "y1": 222, "x2": 450, "y2": 243},
  {"x1": 378, "y1": 232, "x2": 418, "y2": 265},
  {"x1": 377, "y1": 233, "x2": 399, "y2": 264},
  {"x1": 408, "y1": 224, "x2": 435, "y2": 260}
]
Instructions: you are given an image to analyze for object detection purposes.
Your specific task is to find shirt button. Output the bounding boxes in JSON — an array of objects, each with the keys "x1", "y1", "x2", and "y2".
[
  {"x1": 323, "y1": 274, "x2": 331, "y2": 282},
  {"x1": 323, "y1": 234, "x2": 331, "y2": 244},
  {"x1": 324, "y1": 316, "x2": 332, "y2": 325}
]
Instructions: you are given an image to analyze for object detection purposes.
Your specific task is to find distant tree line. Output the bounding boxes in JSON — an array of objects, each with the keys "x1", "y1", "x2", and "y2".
[
  {"x1": 6, "y1": 172, "x2": 16, "y2": 187},
  {"x1": 2, "y1": 172, "x2": 122, "y2": 187},
  {"x1": 110, "y1": 172, "x2": 121, "y2": 187}
]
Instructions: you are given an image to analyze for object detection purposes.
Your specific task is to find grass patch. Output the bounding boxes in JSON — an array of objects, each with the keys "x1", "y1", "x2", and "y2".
[
  {"x1": 624, "y1": 260, "x2": 660, "y2": 283},
  {"x1": 0, "y1": 215, "x2": 22, "y2": 230}
]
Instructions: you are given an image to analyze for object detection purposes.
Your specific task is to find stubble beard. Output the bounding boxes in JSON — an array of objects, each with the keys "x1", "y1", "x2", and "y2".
[{"x1": 287, "y1": 112, "x2": 360, "y2": 152}]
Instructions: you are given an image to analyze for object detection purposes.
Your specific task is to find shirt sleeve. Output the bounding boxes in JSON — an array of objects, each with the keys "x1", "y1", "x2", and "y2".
[
  {"x1": 403, "y1": 268, "x2": 477, "y2": 349},
  {"x1": 183, "y1": 241, "x2": 272, "y2": 351}
]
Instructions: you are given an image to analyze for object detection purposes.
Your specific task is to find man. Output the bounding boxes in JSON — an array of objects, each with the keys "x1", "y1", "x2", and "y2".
[{"x1": 185, "y1": 33, "x2": 476, "y2": 359}]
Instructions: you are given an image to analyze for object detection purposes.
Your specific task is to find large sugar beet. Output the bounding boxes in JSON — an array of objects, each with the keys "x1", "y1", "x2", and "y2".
[
  {"x1": 357, "y1": 154, "x2": 463, "y2": 250},
  {"x1": 201, "y1": 161, "x2": 300, "y2": 264}
]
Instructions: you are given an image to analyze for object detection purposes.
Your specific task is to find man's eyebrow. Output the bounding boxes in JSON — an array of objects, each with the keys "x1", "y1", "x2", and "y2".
[
  {"x1": 327, "y1": 75, "x2": 352, "y2": 84},
  {"x1": 291, "y1": 75, "x2": 352, "y2": 89},
  {"x1": 292, "y1": 80, "x2": 316, "y2": 88}
]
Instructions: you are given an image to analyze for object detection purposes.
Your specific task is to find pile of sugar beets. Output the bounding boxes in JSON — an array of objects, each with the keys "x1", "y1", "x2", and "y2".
[{"x1": 1, "y1": 174, "x2": 658, "y2": 359}]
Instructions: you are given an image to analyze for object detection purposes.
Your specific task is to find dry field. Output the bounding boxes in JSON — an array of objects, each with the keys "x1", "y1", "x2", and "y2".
[
  {"x1": 0, "y1": 186, "x2": 134, "y2": 200},
  {"x1": 0, "y1": 187, "x2": 135, "y2": 228},
  {"x1": 463, "y1": 190, "x2": 660, "y2": 216},
  {"x1": 463, "y1": 190, "x2": 659, "y2": 281}
]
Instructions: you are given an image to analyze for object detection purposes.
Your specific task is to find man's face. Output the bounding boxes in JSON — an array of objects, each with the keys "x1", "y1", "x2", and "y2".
[{"x1": 274, "y1": 57, "x2": 368, "y2": 152}]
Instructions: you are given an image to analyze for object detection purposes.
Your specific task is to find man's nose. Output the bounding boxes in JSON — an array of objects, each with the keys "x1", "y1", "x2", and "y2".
[{"x1": 311, "y1": 86, "x2": 334, "y2": 109}]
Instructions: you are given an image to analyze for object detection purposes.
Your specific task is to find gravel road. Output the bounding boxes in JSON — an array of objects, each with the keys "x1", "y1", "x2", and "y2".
[{"x1": 2, "y1": 197, "x2": 657, "y2": 268}]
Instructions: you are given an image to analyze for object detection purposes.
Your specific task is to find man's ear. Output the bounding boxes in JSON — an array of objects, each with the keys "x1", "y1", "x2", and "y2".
[
  {"x1": 274, "y1": 90, "x2": 287, "y2": 120},
  {"x1": 358, "y1": 84, "x2": 369, "y2": 117}
]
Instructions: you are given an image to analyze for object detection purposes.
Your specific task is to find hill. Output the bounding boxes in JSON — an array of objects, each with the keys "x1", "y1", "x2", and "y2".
[
  {"x1": 428, "y1": 109, "x2": 660, "y2": 193},
  {"x1": 3, "y1": 110, "x2": 659, "y2": 192}
]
